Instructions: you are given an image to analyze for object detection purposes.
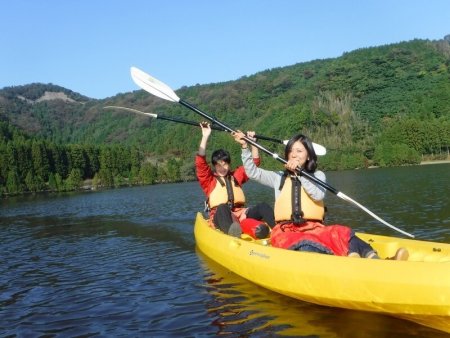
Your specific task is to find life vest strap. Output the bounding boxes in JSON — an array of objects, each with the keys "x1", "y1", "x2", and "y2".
[
  {"x1": 292, "y1": 177, "x2": 305, "y2": 225},
  {"x1": 224, "y1": 176, "x2": 235, "y2": 208}
]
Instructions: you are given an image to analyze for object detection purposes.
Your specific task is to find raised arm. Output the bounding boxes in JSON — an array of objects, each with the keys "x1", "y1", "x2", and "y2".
[
  {"x1": 198, "y1": 122, "x2": 211, "y2": 156},
  {"x1": 233, "y1": 130, "x2": 280, "y2": 190},
  {"x1": 246, "y1": 131, "x2": 260, "y2": 161}
]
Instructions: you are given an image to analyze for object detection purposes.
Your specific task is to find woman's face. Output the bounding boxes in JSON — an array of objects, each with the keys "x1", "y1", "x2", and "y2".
[
  {"x1": 288, "y1": 140, "x2": 308, "y2": 167},
  {"x1": 214, "y1": 160, "x2": 230, "y2": 177}
]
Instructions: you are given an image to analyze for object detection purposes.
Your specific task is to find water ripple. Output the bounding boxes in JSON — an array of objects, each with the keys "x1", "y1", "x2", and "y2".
[{"x1": 1, "y1": 169, "x2": 449, "y2": 337}]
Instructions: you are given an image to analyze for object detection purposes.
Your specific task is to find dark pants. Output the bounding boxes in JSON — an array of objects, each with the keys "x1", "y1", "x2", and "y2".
[
  {"x1": 213, "y1": 204, "x2": 234, "y2": 233},
  {"x1": 246, "y1": 202, "x2": 276, "y2": 228},
  {"x1": 213, "y1": 202, "x2": 275, "y2": 234},
  {"x1": 348, "y1": 235, "x2": 377, "y2": 257}
]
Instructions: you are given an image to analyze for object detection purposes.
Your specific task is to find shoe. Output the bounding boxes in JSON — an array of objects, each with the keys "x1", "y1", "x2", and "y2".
[
  {"x1": 227, "y1": 222, "x2": 242, "y2": 237},
  {"x1": 391, "y1": 247, "x2": 409, "y2": 261},
  {"x1": 365, "y1": 251, "x2": 380, "y2": 259},
  {"x1": 348, "y1": 252, "x2": 361, "y2": 258},
  {"x1": 254, "y1": 224, "x2": 270, "y2": 239}
]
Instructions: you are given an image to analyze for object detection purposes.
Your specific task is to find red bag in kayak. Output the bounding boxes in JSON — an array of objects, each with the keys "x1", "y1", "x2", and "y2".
[{"x1": 240, "y1": 218, "x2": 270, "y2": 239}]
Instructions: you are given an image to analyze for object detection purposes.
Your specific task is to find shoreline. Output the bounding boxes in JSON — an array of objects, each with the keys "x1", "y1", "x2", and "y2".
[
  {"x1": 366, "y1": 159, "x2": 449, "y2": 169},
  {"x1": 419, "y1": 160, "x2": 450, "y2": 165},
  {"x1": 2, "y1": 159, "x2": 449, "y2": 198}
]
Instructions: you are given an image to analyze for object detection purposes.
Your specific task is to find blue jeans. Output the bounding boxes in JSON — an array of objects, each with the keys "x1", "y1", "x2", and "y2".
[{"x1": 348, "y1": 235, "x2": 377, "y2": 257}]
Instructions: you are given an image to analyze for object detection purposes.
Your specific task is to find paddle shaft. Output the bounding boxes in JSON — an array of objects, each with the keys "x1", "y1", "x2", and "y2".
[
  {"x1": 178, "y1": 102, "x2": 282, "y2": 143},
  {"x1": 180, "y1": 99, "x2": 338, "y2": 194},
  {"x1": 158, "y1": 113, "x2": 286, "y2": 143},
  {"x1": 106, "y1": 105, "x2": 285, "y2": 143},
  {"x1": 157, "y1": 114, "x2": 224, "y2": 131}
]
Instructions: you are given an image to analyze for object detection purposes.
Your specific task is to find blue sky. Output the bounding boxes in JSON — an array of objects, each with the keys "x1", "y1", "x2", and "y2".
[{"x1": 1, "y1": 0, "x2": 449, "y2": 99}]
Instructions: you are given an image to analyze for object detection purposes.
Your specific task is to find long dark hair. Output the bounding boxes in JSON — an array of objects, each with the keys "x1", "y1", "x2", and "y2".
[{"x1": 284, "y1": 134, "x2": 317, "y2": 173}]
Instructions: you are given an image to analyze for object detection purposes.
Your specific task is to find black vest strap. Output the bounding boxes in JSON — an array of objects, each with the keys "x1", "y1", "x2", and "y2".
[
  {"x1": 278, "y1": 170, "x2": 289, "y2": 190},
  {"x1": 216, "y1": 176, "x2": 226, "y2": 187},
  {"x1": 292, "y1": 177, "x2": 305, "y2": 225},
  {"x1": 224, "y1": 176, "x2": 235, "y2": 207},
  {"x1": 280, "y1": 171, "x2": 305, "y2": 225}
]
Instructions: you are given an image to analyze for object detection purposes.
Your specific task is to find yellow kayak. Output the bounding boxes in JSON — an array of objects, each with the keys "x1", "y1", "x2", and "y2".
[{"x1": 194, "y1": 212, "x2": 450, "y2": 333}]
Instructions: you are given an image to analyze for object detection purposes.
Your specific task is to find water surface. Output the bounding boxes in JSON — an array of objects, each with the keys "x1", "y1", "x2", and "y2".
[{"x1": 1, "y1": 164, "x2": 449, "y2": 337}]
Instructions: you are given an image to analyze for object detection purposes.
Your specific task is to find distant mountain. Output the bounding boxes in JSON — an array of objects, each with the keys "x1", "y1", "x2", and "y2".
[
  {"x1": 1, "y1": 37, "x2": 449, "y2": 157},
  {"x1": 0, "y1": 83, "x2": 95, "y2": 141},
  {"x1": 0, "y1": 83, "x2": 91, "y2": 102}
]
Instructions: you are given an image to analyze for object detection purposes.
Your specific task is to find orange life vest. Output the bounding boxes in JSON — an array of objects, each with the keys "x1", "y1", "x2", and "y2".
[
  {"x1": 274, "y1": 174, "x2": 325, "y2": 222},
  {"x1": 208, "y1": 175, "x2": 246, "y2": 209}
]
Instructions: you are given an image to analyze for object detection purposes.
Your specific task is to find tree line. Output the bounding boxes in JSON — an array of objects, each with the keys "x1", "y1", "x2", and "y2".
[
  {"x1": 0, "y1": 121, "x2": 189, "y2": 196},
  {"x1": 0, "y1": 112, "x2": 449, "y2": 196}
]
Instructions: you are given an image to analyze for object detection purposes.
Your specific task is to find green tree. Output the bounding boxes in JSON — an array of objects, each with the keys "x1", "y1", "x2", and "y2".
[
  {"x1": 25, "y1": 170, "x2": 44, "y2": 192},
  {"x1": 65, "y1": 168, "x2": 83, "y2": 191},
  {"x1": 139, "y1": 162, "x2": 157, "y2": 185},
  {"x1": 129, "y1": 146, "x2": 142, "y2": 183},
  {"x1": 98, "y1": 168, "x2": 114, "y2": 187},
  {"x1": 48, "y1": 172, "x2": 58, "y2": 191},
  {"x1": 15, "y1": 141, "x2": 33, "y2": 182},
  {"x1": 68, "y1": 145, "x2": 87, "y2": 178},
  {"x1": 54, "y1": 173, "x2": 64, "y2": 191},
  {"x1": 0, "y1": 143, "x2": 7, "y2": 186},
  {"x1": 180, "y1": 160, "x2": 195, "y2": 181},
  {"x1": 373, "y1": 143, "x2": 420, "y2": 167},
  {"x1": 6, "y1": 169, "x2": 21, "y2": 194},
  {"x1": 48, "y1": 143, "x2": 69, "y2": 179},
  {"x1": 166, "y1": 158, "x2": 181, "y2": 181},
  {"x1": 31, "y1": 140, "x2": 50, "y2": 181},
  {"x1": 84, "y1": 145, "x2": 100, "y2": 178}
]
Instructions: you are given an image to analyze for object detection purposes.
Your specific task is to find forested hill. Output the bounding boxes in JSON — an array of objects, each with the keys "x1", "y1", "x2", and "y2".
[{"x1": 0, "y1": 37, "x2": 449, "y2": 195}]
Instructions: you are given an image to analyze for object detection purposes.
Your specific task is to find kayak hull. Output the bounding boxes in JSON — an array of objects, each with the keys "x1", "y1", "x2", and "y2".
[{"x1": 194, "y1": 212, "x2": 450, "y2": 333}]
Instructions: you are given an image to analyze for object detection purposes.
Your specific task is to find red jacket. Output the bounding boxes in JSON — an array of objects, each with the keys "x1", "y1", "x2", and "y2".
[{"x1": 195, "y1": 154, "x2": 260, "y2": 198}]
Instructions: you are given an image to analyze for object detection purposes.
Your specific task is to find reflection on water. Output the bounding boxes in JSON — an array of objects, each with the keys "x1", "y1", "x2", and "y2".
[
  {"x1": 0, "y1": 165, "x2": 449, "y2": 336},
  {"x1": 197, "y1": 250, "x2": 449, "y2": 338}
]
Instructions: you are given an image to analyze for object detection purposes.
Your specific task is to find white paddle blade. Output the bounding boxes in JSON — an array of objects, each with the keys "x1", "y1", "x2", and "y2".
[
  {"x1": 282, "y1": 140, "x2": 327, "y2": 156},
  {"x1": 312, "y1": 143, "x2": 326, "y2": 156},
  {"x1": 130, "y1": 67, "x2": 180, "y2": 103},
  {"x1": 104, "y1": 106, "x2": 157, "y2": 118}
]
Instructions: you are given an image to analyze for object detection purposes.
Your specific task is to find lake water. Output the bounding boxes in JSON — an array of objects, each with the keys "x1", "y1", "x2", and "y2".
[{"x1": 1, "y1": 164, "x2": 449, "y2": 337}]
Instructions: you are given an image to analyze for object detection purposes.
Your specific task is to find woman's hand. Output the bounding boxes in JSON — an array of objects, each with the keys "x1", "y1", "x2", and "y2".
[
  {"x1": 285, "y1": 158, "x2": 301, "y2": 172},
  {"x1": 232, "y1": 130, "x2": 247, "y2": 148},
  {"x1": 246, "y1": 131, "x2": 256, "y2": 142},
  {"x1": 200, "y1": 121, "x2": 212, "y2": 138}
]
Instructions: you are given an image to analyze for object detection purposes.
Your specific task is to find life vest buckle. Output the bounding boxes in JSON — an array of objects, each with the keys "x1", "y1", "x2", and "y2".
[{"x1": 204, "y1": 200, "x2": 210, "y2": 213}]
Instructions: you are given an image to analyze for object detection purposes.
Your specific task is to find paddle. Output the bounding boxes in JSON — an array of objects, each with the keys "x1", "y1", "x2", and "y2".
[
  {"x1": 104, "y1": 105, "x2": 227, "y2": 130},
  {"x1": 130, "y1": 66, "x2": 414, "y2": 238},
  {"x1": 104, "y1": 105, "x2": 292, "y2": 146},
  {"x1": 130, "y1": 67, "x2": 326, "y2": 156}
]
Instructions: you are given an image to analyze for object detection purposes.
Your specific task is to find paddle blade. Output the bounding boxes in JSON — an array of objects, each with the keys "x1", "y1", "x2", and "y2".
[
  {"x1": 130, "y1": 67, "x2": 180, "y2": 102},
  {"x1": 312, "y1": 143, "x2": 326, "y2": 156},
  {"x1": 282, "y1": 140, "x2": 327, "y2": 156},
  {"x1": 104, "y1": 106, "x2": 157, "y2": 118}
]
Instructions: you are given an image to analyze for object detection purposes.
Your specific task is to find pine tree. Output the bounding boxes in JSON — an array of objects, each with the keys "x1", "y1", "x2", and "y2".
[
  {"x1": 65, "y1": 168, "x2": 82, "y2": 191},
  {"x1": 31, "y1": 141, "x2": 50, "y2": 181},
  {"x1": 6, "y1": 169, "x2": 21, "y2": 194}
]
